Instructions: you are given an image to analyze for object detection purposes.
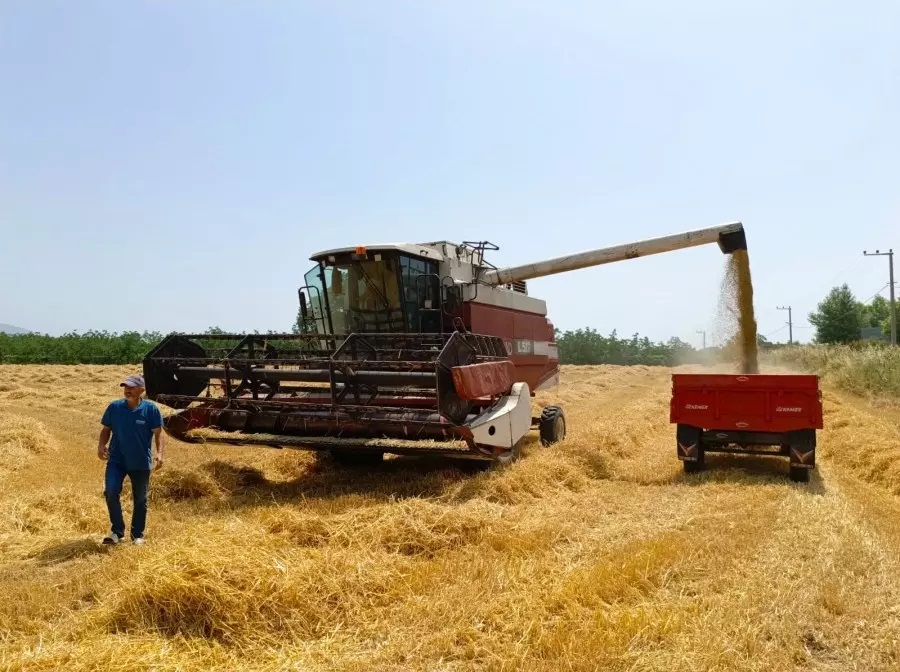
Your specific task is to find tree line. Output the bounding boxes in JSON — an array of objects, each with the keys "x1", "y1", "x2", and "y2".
[
  {"x1": 554, "y1": 328, "x2": 697, "y2": 366},
  {"x1": 0, "y1": 330, "x2": 165, "y2": 364},
  {"x1": 808, "y1": 285, "x2": 896, "y2": 344},
  {"x1": 0, "y1": 327, "x2": 243, "y2": 364},
  {"x1": 0, "y1": 325, "x2": 773, "y2": 366}
]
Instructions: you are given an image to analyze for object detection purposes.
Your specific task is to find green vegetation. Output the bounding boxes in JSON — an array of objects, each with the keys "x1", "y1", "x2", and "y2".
[
  {"x1": 861, "y1": 295, "x2": 895, "y2": 336},
  {"x1": 771, "y1": 343, "x2": 900, "y2": 398},
  {"x1": 808, "y1": 284, "x2": 864, "y2": 344},
  {"x1": 0, "y1": 331, "x2": 164, "y2": 364},
  {"x1": 0, "y1": 326, "x2": 746, "y2": 367},
  {"x1": 0, "y1": 327, "x2": 260, "y2": 365},
  {"x1": 808, "y1": 283, "x2": 895, "y2": 344},
  {"x1": 555, "y1": 328, "x2": 708, "y2": 366}
]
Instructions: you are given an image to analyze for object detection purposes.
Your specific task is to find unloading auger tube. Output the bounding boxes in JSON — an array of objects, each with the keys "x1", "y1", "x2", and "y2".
[{"x1": 480, "y1": 221, "x2": 747, "y2": 285}]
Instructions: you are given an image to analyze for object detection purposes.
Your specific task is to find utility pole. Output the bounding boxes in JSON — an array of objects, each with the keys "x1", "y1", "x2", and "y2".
[
  {"x1": 777, "y1": 305, "x2": 793, "y2": 345},
  {"x1": 863, "y1": 249, "x2": 896, "y2": 346},
  {"x1": 696, "y1": 330, "x2": 706, "y2": 349}
]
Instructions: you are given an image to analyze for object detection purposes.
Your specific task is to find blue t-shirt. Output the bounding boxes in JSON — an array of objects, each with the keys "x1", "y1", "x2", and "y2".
[{"x1": 101, "y1": 399, "x2": 163, "y2": 471}]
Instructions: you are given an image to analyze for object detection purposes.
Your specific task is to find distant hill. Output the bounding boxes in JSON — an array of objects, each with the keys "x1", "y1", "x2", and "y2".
[{"x1": 0, "y1": 323, "x2": 30, "y2": 335}]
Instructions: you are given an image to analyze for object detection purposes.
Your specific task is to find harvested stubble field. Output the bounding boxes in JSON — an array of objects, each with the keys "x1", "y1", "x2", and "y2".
[{"x1": 2, "y1": 362, "x2": 900, "y2": 671}]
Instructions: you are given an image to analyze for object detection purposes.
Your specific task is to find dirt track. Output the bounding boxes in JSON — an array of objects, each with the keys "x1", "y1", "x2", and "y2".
[{"x1": 1, "y1": 363, "x2": 900, "y2": 671}]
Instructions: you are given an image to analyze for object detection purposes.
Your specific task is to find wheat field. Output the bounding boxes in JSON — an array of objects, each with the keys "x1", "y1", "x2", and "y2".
[{"x1": 1, "y1": 362, "x2": 900, "y2": 671}]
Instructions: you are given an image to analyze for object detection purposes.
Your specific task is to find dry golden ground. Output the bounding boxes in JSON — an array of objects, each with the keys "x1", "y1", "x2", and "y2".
[{"x1": 1, "y1": 362, "x2": 900, "y2": 671}]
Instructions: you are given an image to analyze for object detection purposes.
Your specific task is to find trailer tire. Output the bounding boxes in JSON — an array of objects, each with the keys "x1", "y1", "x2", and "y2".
[
  {"x1": 788, "y1": 429, "x2": 815, "y2": 483},
  {"x1": 683, "y1": 450, "x2": 705, "y2": 473},
  {"x1": 677, "y1": 424, "x2": 704, "y2": 473},
  {"x1": 789, "y1": 466, "x2": 810, "y2": 483},
  {"x1": 539, "y1": 406, "x2": 566, "y2": 446}
]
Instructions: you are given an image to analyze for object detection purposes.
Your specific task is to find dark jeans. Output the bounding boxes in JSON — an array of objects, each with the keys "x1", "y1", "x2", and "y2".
[{"x1": 104, "y1": 460, "x2": 151, "y2": 539}]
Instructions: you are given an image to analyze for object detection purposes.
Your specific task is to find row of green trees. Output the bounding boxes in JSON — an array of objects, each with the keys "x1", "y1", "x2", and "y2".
[
  {"x1": 0, "y1": 330, "x2": 165, "y2": 364},
  {"x1": 808, "y1": 285, "x2": 896, "y2": 344},
  {"x1": 1, "y1": 326, "x2": 768, "y2": 366},
  {"x1": 0, "y1": 327, "x2": 243, "y2": 364},
  {"x1": 555, "y1": 328, "x2": 697, "y2": 365}
]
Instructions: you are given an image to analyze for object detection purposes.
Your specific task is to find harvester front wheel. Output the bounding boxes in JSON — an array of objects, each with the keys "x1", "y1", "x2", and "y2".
[{"x1": 539, "y1": 406, "x2": 566, "y2": 446}]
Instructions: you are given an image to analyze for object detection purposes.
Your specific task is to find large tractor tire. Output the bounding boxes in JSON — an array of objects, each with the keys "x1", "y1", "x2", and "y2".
[{"x1": 539, "y1": 405, "x2": 566, "y2": 446}]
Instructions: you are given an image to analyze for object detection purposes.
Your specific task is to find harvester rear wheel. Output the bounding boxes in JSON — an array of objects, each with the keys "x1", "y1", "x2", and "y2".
[{"x1": 539, "y1": 406, "x2": 566, "y2": 446}]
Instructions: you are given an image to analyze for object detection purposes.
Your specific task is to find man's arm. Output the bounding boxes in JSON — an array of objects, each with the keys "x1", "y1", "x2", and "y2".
[
  {"x1": 98, "y1": 426, "x2": 111, "y2": 460},
  {"x1": 149, "y1": 404, "x2": 165, "y2": 470},
  {"x1": 99, "y1": 403, "x2": 113, "y2": 460},
  {"x1": 153, "y1": 427, "x2": 164, "y2": 470}
]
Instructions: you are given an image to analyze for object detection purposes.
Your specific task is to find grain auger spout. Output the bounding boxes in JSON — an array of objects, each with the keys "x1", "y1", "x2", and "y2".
[
  {"x1": 144, "y1": 220, "x2": 748, "y2": 468},
  {"x1": 480, "y1": 221, "x2": 747, "y2": 286}
]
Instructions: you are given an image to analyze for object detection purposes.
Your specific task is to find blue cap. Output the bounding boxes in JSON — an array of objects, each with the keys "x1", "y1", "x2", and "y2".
[{"x1": 120, "y1": 374, "x2": 145, "y2": 388}]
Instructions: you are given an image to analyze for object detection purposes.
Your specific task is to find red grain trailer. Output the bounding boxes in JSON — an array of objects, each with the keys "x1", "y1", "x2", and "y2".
[{"x1": 669, "y1": 373, "x2": 824, "y2": 482}]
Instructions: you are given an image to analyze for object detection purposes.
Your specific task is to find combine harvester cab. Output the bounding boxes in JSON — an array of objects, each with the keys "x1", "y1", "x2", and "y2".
[
  {"x1": 670, "y1": 373, "x2": 824, "y2": 482},
  {"x1": 144, "y1": 221, "x2": 750, "y2": 467}
]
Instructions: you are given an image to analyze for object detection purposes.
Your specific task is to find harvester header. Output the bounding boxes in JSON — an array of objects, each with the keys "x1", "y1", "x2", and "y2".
[{"x1": 143, "y1": 221, "x2": 748, "y2": 466}]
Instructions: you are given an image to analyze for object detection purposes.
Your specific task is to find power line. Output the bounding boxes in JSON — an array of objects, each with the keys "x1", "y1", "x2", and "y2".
[
  {"x1": 765, "y1": 324, "x2": 789, "y2": 339},
  {"x1": 862, "y1": 249, "x2": 896, "y2": 346},
  {"x1": 790, "y1": 221, "x2": 899, "y2": 314},
  {"x1": 862, "y1": 282, "x2": 891, "y2": 304},
  {"x1": 791, "y1": 256, "x2": 869, "y2": 308}
]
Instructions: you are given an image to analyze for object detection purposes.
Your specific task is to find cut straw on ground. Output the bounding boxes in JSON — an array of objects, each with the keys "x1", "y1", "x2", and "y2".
[{"x1": 1, "y1": 362, "x2": 900, "y2": 671}]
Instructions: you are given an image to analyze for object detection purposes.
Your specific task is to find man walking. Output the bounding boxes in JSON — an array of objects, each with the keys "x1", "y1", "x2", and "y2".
[{"x1": 98, "y1": 374, "x2": 164, "y2": 545}]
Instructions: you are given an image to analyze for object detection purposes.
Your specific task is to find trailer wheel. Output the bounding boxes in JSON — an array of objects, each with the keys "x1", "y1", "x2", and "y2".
[
  {"x1": 677, "y1": 424, "x2": 704, "y2": 474},
  {"x1": 683, "y1": 449, "x2": 705, "y2": 473},
  {"x1": 788, "y1": 429, "x2": 815, "y2": 483},
  {"x1": 539, "y1": 406, "x2": 566, "y2": 446},
  {"x1": 789, "y1": 466, "x2": 810, "y2": 483}
]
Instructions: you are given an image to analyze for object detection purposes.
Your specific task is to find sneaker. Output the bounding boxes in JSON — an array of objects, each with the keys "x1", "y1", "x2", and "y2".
[
  {"x1": 132, "y1": 537, "x2": 145, "y2": 546},
  {"x1": 102, "y1": 532, "x2": 125, "y2": 545}
]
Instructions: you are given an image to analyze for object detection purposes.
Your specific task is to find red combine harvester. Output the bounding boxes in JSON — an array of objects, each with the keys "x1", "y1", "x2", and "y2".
[
  {"x1": 670, "y1": 373, "x2": 823, "y2": 482},
  {"x1": 144, "y1": 221, "x2": 749, "y2": 467}
]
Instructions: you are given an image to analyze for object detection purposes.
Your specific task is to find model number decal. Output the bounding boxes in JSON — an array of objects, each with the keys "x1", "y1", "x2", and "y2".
[
  {"x1": 514, "y1": 339, "x2": 534, "y2": 355},
  {"x1": 685, "y1": 404, "x2": 708, "y2": 410},
  {"x1": 776, "y1": 406, "x2": 802, "y2": 412}
]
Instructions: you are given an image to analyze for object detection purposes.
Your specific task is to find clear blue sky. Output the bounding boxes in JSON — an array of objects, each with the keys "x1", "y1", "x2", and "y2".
[{"x1": 2, "y1": 1, "x2": 897, "y2": 346}]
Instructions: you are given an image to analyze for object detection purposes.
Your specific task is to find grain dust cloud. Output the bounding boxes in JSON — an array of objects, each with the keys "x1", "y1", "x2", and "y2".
[{"x1": 715, "y1": 249, "x2": 759, "y2": 374}]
